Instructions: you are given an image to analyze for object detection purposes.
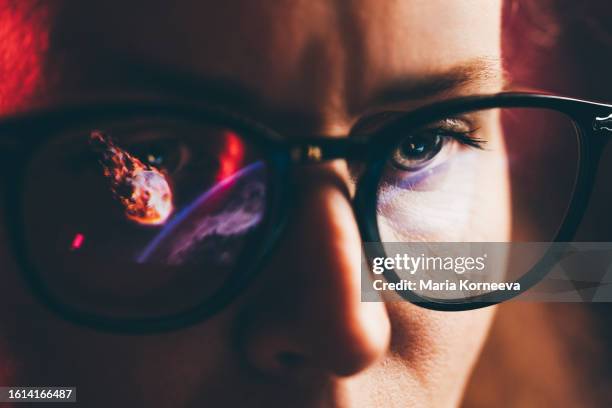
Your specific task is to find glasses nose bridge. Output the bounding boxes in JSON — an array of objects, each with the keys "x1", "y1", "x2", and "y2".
[{"x1": 288, "y1": 138, "x2": 367, "y2": 164}]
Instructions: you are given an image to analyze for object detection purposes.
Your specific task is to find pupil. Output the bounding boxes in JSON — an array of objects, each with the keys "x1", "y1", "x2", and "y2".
[{"x1": 400, "y1": 135, "x2": 439, "y2": 159}]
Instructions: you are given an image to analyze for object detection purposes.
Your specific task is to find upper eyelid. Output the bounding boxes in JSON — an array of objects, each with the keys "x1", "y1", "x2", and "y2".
[
  {"x1": 423, "y1": 117, "x2": 477, "y2": 132},
  {"x1": 351, "y1": 111, "x2": 478, "y2": 137}
]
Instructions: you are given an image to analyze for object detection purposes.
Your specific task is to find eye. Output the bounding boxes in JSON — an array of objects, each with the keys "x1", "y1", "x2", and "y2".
[
  {"x1": 389, "y1": 118, "x2": 484, "y2": 172},
  {"x1": 68, "y1": 127, "x2": 194, "y2": 179},
  {"x1": 127, "y1": 137, "x2": 191, "y2": 176},
  {"x1": 103, "y1": 127, "x2": 194, "y2": 178},
  {"x1": 391, "y1": 131, "x2": 445, "y2": 171}
]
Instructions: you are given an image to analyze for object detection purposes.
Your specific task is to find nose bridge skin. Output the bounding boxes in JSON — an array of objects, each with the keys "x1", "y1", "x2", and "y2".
[{"x1": 236, "y1": 162, "x2": 391, "y2": 378}]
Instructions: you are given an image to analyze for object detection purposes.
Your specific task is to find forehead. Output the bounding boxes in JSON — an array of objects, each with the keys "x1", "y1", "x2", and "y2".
[{"x1": 3, "y1": 0, "x2": 503, "y2": 120}]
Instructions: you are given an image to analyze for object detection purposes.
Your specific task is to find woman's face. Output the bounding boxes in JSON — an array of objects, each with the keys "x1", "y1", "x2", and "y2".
[{"x1": 0, "y1": 1, "x2": 508, "y2": 407}]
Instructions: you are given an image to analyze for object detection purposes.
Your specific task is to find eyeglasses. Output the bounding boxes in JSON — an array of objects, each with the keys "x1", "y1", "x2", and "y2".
[{"x1": 0, "y1": 92, "x2": 610, "y2": 333}]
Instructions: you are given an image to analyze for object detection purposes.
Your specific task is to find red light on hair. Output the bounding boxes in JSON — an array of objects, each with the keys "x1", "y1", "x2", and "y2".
[{"x1": 0, "y1": 2, "x2": 50, "y2": 111}]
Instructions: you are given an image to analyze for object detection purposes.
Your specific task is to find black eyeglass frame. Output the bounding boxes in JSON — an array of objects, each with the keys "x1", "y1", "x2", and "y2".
[{"x1": 0, "y1": 92, "x2": 610, "y2": 334}]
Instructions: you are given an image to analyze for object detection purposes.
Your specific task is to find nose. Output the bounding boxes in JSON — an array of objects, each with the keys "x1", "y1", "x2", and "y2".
[{"x1": 237, "y1": 162, "x2": 391, "y2": 378}]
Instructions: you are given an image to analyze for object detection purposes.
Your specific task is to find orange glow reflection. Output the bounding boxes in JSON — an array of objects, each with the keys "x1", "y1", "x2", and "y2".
[
  {"x1": 90, "y1": 131, "x2": 174, "y2": 226},
  {"x1": 217, "y1": 131, "x2": 245, "y2": 181}
]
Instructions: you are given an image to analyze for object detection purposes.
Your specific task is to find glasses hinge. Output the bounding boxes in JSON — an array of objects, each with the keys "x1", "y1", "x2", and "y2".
[
  {"x1": 290, "y1": 145, "x2": 324, "y2": 163},
  {"x1": 593, "y1": 113, "x2": 612, "y2": 133}
]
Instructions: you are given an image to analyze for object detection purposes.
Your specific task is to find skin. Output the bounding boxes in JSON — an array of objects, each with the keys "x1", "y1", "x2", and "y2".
[{"x1": 0, "y1": 1, "x2": 509, "y2": 407}]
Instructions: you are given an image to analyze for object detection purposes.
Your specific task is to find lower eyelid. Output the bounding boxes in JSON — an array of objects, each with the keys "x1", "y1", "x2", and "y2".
[{"x1": 381, "y1": 149, "x2": 482, "y2": 196}]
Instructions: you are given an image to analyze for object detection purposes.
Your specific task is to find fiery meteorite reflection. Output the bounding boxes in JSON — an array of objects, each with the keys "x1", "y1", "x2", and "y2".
[{"x1": 90, "y1": 131, "x2": 174, "y2": 226}]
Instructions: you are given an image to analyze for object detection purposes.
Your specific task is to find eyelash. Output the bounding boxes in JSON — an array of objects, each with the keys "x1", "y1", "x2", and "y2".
[
  {"x1": 353, "y1": 111, "x2": 486, "y2": 148},
  {"x1": 440, "y1": 127, "x2": 485, "y2": 149},
  {"x1": 386, "y1": 123, "x2": 486, "y2": 175}
]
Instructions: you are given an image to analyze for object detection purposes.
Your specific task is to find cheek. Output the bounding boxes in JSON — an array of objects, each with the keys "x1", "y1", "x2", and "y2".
[
  {"x1": 0, "y1": 203, "x2": 238, "y2": 406},
  {"x1": 385, "y1": 303, "x2": 496, "y2": 406},
  {"x1": 0, "y1": 188, "x2": 235, "y2": 404},
  {"x1": 0, "y1": 196, "x2": 37, "y2": 385},
  {"x1": 469, "y1": 145, "x2": 511, "y2": 241},
  {"x1": 377, "y1": 148, "x2": 511, "y2": 242}
]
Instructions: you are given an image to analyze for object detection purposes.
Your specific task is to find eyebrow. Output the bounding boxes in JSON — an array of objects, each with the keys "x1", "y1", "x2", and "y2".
[
  {"x1": 69, "y1": 58, "x2": 264, "y2": 110},
  {"x1": 362, "y1": 57, "x2": 505, "y2": 111},
  {"x1": 57, "y1": 54, "x2": 504, "y2": 127}
]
